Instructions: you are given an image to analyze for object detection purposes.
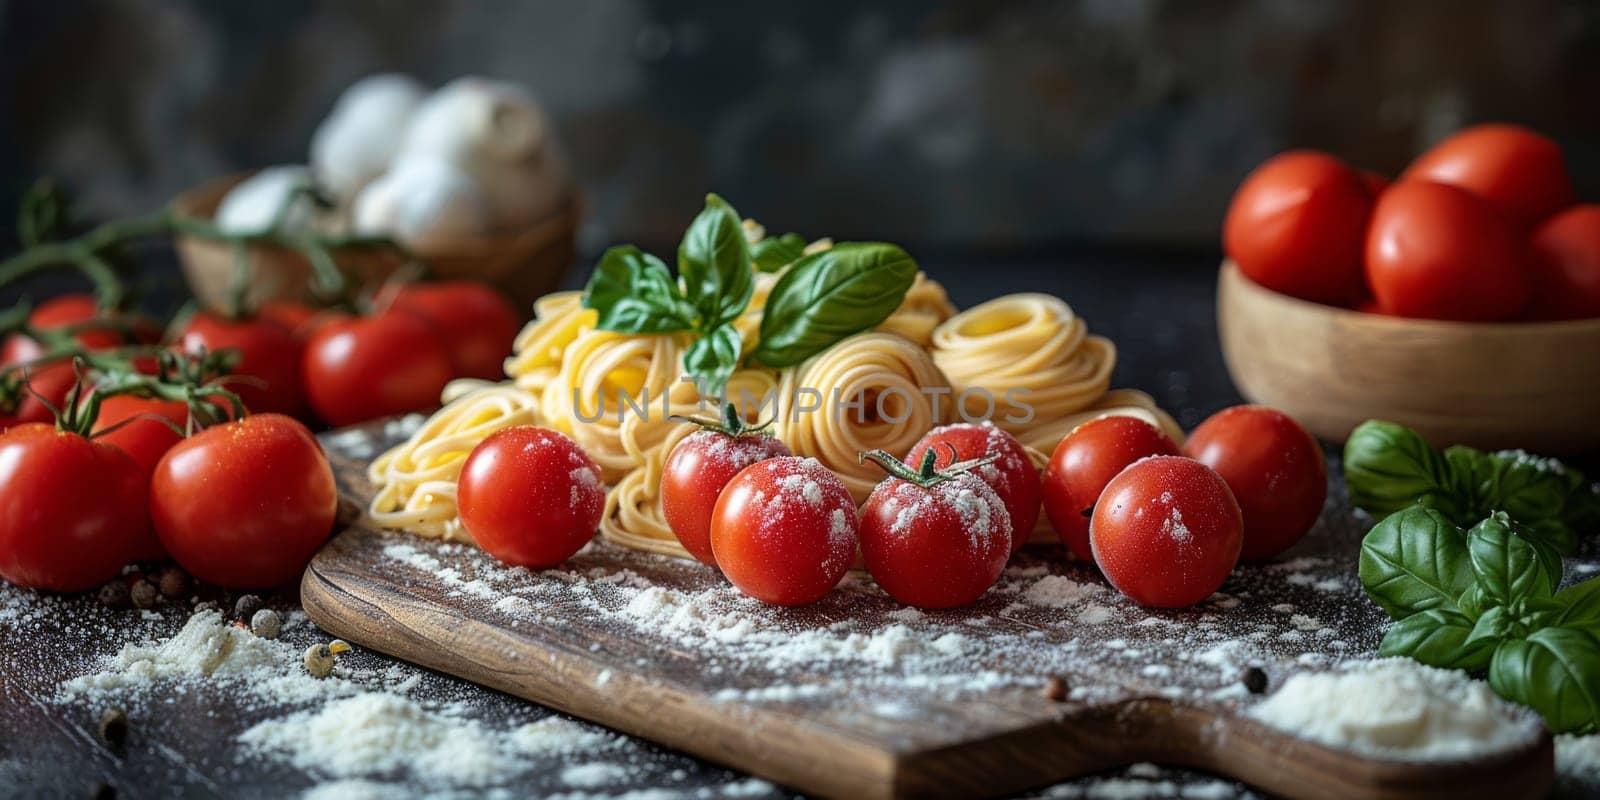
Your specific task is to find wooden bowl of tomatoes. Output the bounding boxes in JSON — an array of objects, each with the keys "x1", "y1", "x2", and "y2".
[
  {"x1": 1217, "y1": 123, "x2": 1600, "y2": 454},
  {"x1": 171, "y1": 171, "x2": 578, "y2": 311},
  {"x1": 1218, "y1": 260, "x2": 1600, "y2": 454}
]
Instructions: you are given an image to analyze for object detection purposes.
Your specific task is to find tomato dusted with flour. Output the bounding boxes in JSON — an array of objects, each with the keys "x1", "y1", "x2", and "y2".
[
  {"x1": 905, "y1": 422, "x2": 1038, "y2": 554},
  {"x1": 457, "y1": 426, "x2": 605, "y2": 569},
  {"x1": 1183, "y1": 405, "x2": 1325, "y2": 561},
  {"x1": 661, "y1": 404, "x2": 792, "y2": 566},
  {"x1": 858, "y1": 449, "x2": 1012, "y2": 609},
  {"x1": 1042, "y1": 416, "x2": 1179, "y2": 561},
  {"x1": 1090, "y1": 456, "x2": 1243, "y2": 608},
  {"x1": 710, "y1": 456, "x2": 857, "y2": 606}
]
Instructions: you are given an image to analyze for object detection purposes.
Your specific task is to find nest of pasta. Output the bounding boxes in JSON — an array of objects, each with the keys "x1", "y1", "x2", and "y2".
[{"x1": 369, "y1": 233, "x2": 1181, "y2": 561}]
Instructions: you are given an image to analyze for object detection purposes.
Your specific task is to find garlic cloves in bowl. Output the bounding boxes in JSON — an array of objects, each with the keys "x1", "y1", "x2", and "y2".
[
  {"x1": 214, "y1": 165, "x2": 320, "y2": 234},
  {"x1": 310, "y1": 73, "x2": 427, "y2": 202},
  {"x1": 351, "y1": 157, "x2": 491, "y2": 253}
]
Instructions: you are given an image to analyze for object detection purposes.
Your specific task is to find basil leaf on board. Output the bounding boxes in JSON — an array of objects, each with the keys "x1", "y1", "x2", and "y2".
[
  {"x1": 1464, "y1": 605, "x2": 1515, "y2": 649},
  {"x1": 681, "y1": 323, "x2": 743, "y2": 398},
  {"x1": 1344, "y1": 421, "x2": 1469, "y2": 523},
  {"x1": 582, "y1": 246, "x2": 697, "y2": 334},
  {"x1": 1358, "y1": 507, "x2": 1474, "y2": 620},
  {"x1": 1380, "y1": 609, "x2": 1496, "y2": 670},
  {"x1": 751, "y1": 232, "x2": 807, "y2": 273},
  {"x1": 1489, "y1": 627, "x2": 1600, "y2": 735},
  {"x1": 1556, "y1": 579, "x2": 1600, "y2": 638},
  {"x1": 1467, "y1": 513, "x2": 1559, "y2": 605},
  {"x1": 678, "y1": 194, "x2": 754, "y2": 331},
  {"x1": 754, "y1": 242, "x2": 918, "y2": 367}
]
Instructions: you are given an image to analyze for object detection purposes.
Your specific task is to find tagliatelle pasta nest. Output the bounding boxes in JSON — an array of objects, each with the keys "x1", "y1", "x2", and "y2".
[{"x1": 368, "y1": 229, "x2": 1182, "y2": 558}]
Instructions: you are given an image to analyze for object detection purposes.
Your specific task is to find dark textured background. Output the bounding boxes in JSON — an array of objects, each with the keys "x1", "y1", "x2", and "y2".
[{"x1": 1, "y1": 0, "x2": 1598, "y2": 264}]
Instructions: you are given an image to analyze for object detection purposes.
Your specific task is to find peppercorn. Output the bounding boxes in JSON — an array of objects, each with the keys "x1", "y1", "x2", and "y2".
[
  {"x1": 1242, "y1": 666, "x2": 1269, "y2": 695},
  {"x1": 98, "y1": 708, "x2": 127, "y2": 748},
  {"x1": 233, "y1": 594, "x2": 262, "y2": 622},
  {"x1": 250, "y1": 609, "x2": 282, "y2": 640},
  {"x1": 304, "y1": 640, "x2": 351, "y2": 678},
  {"x1": 1041, "y1": 675, "x2": 1070, "y2": 702},
  {"x1": 129, "y1": 579, "x2": 158, "y2": 610},
  {"x1": 156, "y1": 567, "x2": 188, "y2": 602},
  {"x1": 96, "y1": 580, "x2": 131, "y2": 609}
]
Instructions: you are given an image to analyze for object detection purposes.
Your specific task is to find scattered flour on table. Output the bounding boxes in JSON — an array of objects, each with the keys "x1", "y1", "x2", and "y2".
[
  {"x1": 1247, "y1": 658, "x2": 1540, "y2": 761},
  {"x1": 1558, "y1": 734, "x2": 1600, "y2": 779}
]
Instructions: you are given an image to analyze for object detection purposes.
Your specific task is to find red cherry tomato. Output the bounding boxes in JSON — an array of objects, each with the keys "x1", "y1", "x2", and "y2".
[
  {"x1": 710, "y1": 456, "x2": 857, "y2": 606},
  {"x1": 661, "y1": 426, "x2": 792, "y2": 566},
  {"x1": 456, "y1": 426, "x2": 604, "y2": 568},
  {"x1": 906, "y1": 422, "x2": 1039, "y2": 554},
  {"x1": 1182, "y1": 406, "x2": 1326, "y2": 561},
  {"x1": 1090, "y1": 456, "x2": 1243, "y2": 608},
  {"x1": 859, "y1": 456, "x2": 1011, "y2": 609},
  {"x1": 257, "y1": 301, "x2": 328, "y2": 340},
  {"x1": 303, "y1": 310, "x2": 453, "y2": 427},
  {"x1": 1223, "y1": 150, "x2": 1374, "y2": 305},
  {"x1": 2, "y1": 293, "x2": 159, "y2": 366},
  {"x1": 389, "y1": 281, "x2": 521, "y2": 381},
  {"x1": 1402, "y1": 123, "x2": 1574, "y2": 230},
  {"x1": 177, "y1": 311, "x2": 307, "y2": 416},
  {"x1": 92, "y1": 395, "x2": 191, "y2": 560},
  {"x1": 1365, "y1": 180, "x2": 1531, "y2": 321},
  {"x1": 1041, "y1": 416, "x2": 1179, "y2": 561},
  {"x1": 0, "y1": 423, "x2": 147, "y2": 591},
  {"x1": 1528, "y1": 205, "x2": 1600, "y2": 320},
  {"x1": 150, "y1": 413, "x2": 337, "y2": 588},
  {"x1": 0, "y1": 360, "x2": 79, "y2": 430},
  {"x1": 1358, "y1": 169, "x2": 1390, "y2": 197}
]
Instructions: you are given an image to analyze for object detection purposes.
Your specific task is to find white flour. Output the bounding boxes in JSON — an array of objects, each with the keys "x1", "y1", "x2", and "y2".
[{"x1": 1248, "y1": 659, "x2": 1540, "y2": 761}]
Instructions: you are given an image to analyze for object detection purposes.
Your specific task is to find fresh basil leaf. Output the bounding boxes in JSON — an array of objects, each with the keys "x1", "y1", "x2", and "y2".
[
  {"x1": 583, "y1": 245, "x2": 697, "y2": 334},
  {"x1": 1515, "y1": 518, "x2": 1578, "y2": 559},
  {"x1": 1458, "y1": 583, "x2": 1491, "y2": 620},
  {"x1": 1489, "y1": 627, "x2": 1600, "y2": 735},
  {"x1": 751, "y1": 232, "x2": 807, "y2": 273},
  {"x1": 1468, "y1": 513, "x2": 1559, "y2": 605},
  {"x1": 681, "y1": 323, "x2": 742, "y2": 398},
  {"x1": 1358, "y1": 507, "x2": 1474, "y2": 620},
  {"x1": 754, "y1": 242, "x2": 918, "y2": 367},
  {"x1": 1465, "y1": 605, "x2": 1515, "y2": 649},
  {"x1": 1556, "y1": 579, "x2": 1600, "y2": 638},
  {"x1": 1344, "y1": 421, "x2": 1469, "y2": 523},
  {"x1": 1514, "y1": 597, "x2": 1566, "y2": 632},
  {"x1": 678, "y1": 194, "x2": 754, "y2": 330},
  {"x1": 1381, "y1": 609, "x2": 1495, "y2": 670}
]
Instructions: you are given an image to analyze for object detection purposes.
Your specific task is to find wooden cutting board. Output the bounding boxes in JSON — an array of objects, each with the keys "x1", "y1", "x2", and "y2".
[{"x1": 302, "y1": 425, "x2": 1553, "y2": 800}]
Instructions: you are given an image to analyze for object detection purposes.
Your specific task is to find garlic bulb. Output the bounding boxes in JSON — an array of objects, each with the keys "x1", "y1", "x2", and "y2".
[
  {"x1": 351, "y1": 157, "x2": 490, "y2": 252},
  {"x1": 214, "y1": 165, "x2": 318, "y2": 234},
  {"x1": 396, "y1": 77, "x2": 571, "y2": 230},
  {"x1": 310, "y1": 73, "x2": 426, "y2": 202}
]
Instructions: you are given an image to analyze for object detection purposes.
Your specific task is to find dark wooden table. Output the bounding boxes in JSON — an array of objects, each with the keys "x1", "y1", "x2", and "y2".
[{"x1": 1, "y1": 254, "x2": 1594, "y2": 799}]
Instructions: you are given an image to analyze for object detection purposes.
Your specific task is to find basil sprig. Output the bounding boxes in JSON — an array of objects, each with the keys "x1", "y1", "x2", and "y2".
[
  {"x1": 1344, "y1": 420, "x2": 1599, "y2": 554},
  {"x1": 1359, "y1": 482, "x2": 1600, "y2": 732},
  {"x1": 580, "y1": 194, "x2": 921, "y2": 393},
  {"x1": 753, "y1": 242, "x2": 918, "y2": 367}
]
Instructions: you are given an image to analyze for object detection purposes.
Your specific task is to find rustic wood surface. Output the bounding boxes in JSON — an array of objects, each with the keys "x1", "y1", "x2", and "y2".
[
  {"x1": 1217, "y1": 260, "x2": 1600, "y2": 454},
  {"x1": 304, "y1": 432, "x2": 1554, "y2": 800}
]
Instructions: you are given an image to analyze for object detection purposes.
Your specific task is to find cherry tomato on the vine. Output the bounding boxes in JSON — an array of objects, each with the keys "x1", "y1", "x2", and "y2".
[
  {"x1": 1223, "y1": 150, "x2": 1374, "y2": 305},
  {"x1": 661, "y1": 411, "x2": 791, "y2": 566},
  {"x1": 1183, "y1": 406, "x2": 1325, "y2": 561},
  {"x1": 0, "y1": 360, "x2": 79, "y2": 430},
  {"x1": 456, "y1": 426, "x2": 604, "y2": 568},
  {"x1": 257, "y1": 301, "x2": 330, "y2": 340},
  {"x1": 389, "y1": 281, "x2": 521, "y2": 381},
  {"x1": 710, "y1": 456, "x2": 857, "y2": 606},
  {"x1": 92, "y1": 395, "x2": 192, "y2": 560},
  {"x1": 1090, "y1": 456, "x2": 1242, "y2": 608},
  {"x1": 906, "y1": 422, "x2": 1039, "y2": 554},
  {"x1": 859, "y1": 450, "x2": 1012, "y2": 609},
  {"x1": 303, "y1": 310, "x2": 453, "y2": 427},
  {"x1": 150, "y1": 413, "x2": 337, "y2": 588},
  {"x1": 1041, "y1": 416, "x2": 1179, "y2": 562},
  {"x1": 1402, "y1": 123, "x2": 1574, "y2": 231},
  {"x1": 177, "y1": 311, "x2": 306, "y2": 416},
  {"x1": 2, "y1": 293, "x2": 159, "y2": 367},
  {"x1": 1528, "y1": 205, "x2": 1600, "y2": 321},
  {"x1": 0, "y1": 423, "x2": 147, "y2": 591},
  {"x1": 1365, "y1": 180, "x2": 1531, "y2": 321}
]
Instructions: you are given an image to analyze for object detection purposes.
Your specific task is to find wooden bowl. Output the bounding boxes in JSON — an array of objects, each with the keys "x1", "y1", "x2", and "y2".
[
  {"x1": 1217, "y1": 261, "x2": 1600, "y2": 454},
  {"x1": 171, "y1": 171, "x2": 578, "y2": 311}
]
